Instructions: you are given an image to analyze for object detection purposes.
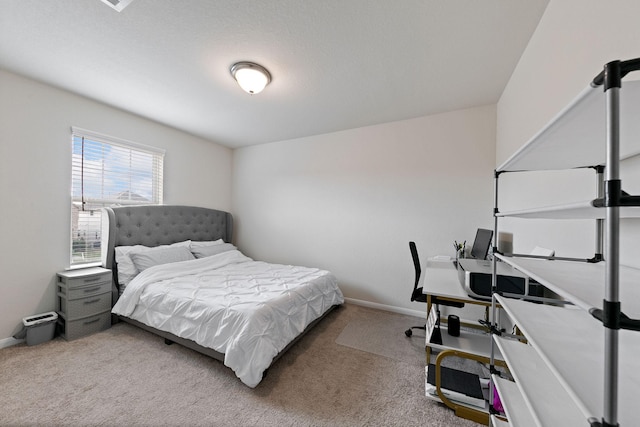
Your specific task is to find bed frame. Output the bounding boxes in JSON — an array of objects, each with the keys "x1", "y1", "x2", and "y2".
[{"x1": 102, "y1": 205, "x2": 338, "y2": 376}]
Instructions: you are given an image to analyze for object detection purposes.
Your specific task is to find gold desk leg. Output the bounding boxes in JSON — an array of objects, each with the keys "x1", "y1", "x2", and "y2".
[{"x1": 433, "y1": 349, "x2": 508, "y2": 426}]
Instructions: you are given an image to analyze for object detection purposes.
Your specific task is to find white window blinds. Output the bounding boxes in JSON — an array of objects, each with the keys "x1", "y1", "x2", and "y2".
[{"x1": 70, "y1": 127, "x2": 164, "y2": 265}]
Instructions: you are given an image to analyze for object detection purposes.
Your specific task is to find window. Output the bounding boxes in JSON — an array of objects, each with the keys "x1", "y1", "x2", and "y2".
[{"x1": 71, "y1": 127, "x2": 164, "y2": 265}]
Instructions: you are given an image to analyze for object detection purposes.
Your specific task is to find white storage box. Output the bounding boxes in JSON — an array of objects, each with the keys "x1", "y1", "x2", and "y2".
[{"x1": 22, "y1": 312, "x2": 58, "y2": 346}]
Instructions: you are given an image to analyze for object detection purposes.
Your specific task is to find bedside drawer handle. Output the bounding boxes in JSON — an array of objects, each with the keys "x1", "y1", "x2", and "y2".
[
  {"x1": 83, "y1": 287, "x2": 101, "y2": 293},
  {"x1": 84, "y1": 298, "x2": 101, "y2": 305},
  {"x1": 83, "y1": 277, "x2": 102, "y2": 283},
  {"x1": 83, "y1": 318, "x2": 101, "y2": 326}
]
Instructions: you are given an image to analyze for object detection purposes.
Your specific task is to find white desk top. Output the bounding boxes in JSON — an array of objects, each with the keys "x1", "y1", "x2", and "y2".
[
  {"x1": 421, "y1": 259, "x2": 504, "y2": 359},
  {"x1": 420, "y1": 259, "x2": 476, "y2": 302}
]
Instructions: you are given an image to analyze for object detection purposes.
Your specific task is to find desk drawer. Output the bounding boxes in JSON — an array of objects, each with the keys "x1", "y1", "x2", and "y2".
[
  {"x1": 58, "y1": 271, "x2": 111, "y2": 289},
  {"x1": 59, "y1": 281, "x2": 111, "y2": 300},
  {"x1": 60, "y1": 291, "x2": 111, "y2": 320}
]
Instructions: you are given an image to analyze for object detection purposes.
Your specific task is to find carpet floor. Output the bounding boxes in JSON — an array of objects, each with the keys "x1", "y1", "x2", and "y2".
[
  {"x1": 336, "y1": 308, "x2": 427, "y2": 366},
  {"x1": 0, "y1": 303, "x2": 480, "y2": 426}
]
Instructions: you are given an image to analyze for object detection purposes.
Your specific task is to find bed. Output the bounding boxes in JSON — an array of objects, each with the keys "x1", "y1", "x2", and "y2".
[{"x1": 101, "y1": 205, "x2": 343, "y2": 387}]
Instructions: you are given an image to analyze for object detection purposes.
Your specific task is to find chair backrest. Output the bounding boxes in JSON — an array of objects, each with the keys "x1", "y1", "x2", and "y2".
[{"x1": 409, "y1": 241, "x2": 421, "y2": 300}]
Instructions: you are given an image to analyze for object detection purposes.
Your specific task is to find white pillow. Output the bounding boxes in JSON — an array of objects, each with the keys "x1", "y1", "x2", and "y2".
[
  {"x1": 190, "y1": 239, "x2": 224, "y2": 248},
  {"x1": 115, "y1": 240, "x2": 191, "y2": 288},
  {"x1": 191, "y1": 243, "x2": 237, "y2": 259},
  {"x1": 130, "y1": 246, "x2": 195, "y2": 272}
]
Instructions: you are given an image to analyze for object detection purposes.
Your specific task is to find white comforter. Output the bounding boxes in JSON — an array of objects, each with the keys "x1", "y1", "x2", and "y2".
[{"x1": 112, "y1": 250, "x2": 343, "y2": 387}]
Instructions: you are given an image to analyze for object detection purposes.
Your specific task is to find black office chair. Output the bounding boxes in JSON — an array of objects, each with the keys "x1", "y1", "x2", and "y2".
[
  {"x1": 405, "y1": 241, "x2": 427, "y2": 337},
  {"x1": 405, "y1": 241, "x2": 464, "y2": 338}
]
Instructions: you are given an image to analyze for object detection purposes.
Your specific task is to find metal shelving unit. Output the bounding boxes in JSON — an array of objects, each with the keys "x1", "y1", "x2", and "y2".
[{"x1": 488, "y1": 58, "x2": 640, "y2": 427}]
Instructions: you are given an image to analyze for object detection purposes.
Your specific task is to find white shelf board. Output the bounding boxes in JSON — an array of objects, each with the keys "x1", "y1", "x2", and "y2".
[
  {"x1": 494, "y1": 337, "x2": 586, "y2": 427},
  {"x1": 496, "y1": 200, "x2": 640, "y2": 219},
  {"x1": 497, "y1": 79, "x2": 640, "y2": 172},
  {"x1": 429, "y1": 328, "x2": 503, "y2": 361},
  {"x1": 492, "y1": 375, "x2": 537, "y2": 427},
  {"x1": 490, "y1": 414, "x2": 510, "y2": 427},
  {"x1": 495, "y1": 255, "x2": 640, "y2": 318},
  {"x1": 423, "y1": 391, "x2": 488, "y2": 413},
  {"x1": 496, "y1": 295, "x2": 640, "y2": 426}
]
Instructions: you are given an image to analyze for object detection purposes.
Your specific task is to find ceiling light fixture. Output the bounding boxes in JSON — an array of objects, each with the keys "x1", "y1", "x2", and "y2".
[
  {"x1": 100, "y1": 0, "x2": 134, "y2": 12},
  {"x1": 230, "y1": 62, "x2": 271, "y2": 95}
]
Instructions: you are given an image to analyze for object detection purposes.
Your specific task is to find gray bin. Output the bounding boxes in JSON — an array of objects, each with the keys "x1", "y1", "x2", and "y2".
[{"x1": 22, "y1": 312, "x2": 58, "y2": 346}]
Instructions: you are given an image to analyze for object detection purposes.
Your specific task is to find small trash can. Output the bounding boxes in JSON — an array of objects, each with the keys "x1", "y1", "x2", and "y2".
[{"x1": 22, "y1": 312, "x2": 58, "y2": 346}]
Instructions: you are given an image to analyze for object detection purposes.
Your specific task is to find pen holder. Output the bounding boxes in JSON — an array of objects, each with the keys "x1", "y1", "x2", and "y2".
[{"x1": 454, "y1": 240, "x2": 466, "y2": 261}]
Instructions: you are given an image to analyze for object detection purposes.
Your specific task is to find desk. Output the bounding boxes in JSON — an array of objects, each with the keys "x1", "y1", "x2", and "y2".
[
  {"x1": 421, "y1": 259, "x2": 498, "y2": 362},
  {"x1": 421, "y1": 259, "x2": 505, "y2": 426}
]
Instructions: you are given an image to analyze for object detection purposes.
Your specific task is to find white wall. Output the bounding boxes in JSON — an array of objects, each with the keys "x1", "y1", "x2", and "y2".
[
  {"x1": 496, "y1": 0, "x2": 640, "y2": 267},
  {"x1": 0, "y1": 70, "x2": 232, "y2": 341},
  {"x1": 232, "y1": 105, "x2": 496, "y2": 314}
]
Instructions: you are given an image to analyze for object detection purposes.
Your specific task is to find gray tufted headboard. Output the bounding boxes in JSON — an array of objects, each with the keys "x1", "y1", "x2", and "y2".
[{"x1": 101, "y1": 205, "x2": 233, "y2": 297}]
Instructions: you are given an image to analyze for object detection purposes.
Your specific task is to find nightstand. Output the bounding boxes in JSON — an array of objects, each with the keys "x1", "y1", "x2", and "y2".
[{"x1": 57, "y1": 267, "x2": 112, "y2": 340}]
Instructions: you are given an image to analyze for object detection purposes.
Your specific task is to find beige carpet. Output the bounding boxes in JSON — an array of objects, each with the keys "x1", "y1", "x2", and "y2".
[
  {"x1": 335, "y1": 309, "x2": 487, "y2": 376},
  {"x1": 336, "y1": 309, "x2": 426, "y2": 367},
  {"x1": 0, "y1": 304, "x2": 479, "y2": 426}
]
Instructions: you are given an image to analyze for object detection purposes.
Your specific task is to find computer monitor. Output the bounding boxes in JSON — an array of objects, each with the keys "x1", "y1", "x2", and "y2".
[{"x1": 470, "y1": 228, "x2": 493, "y2": 260}]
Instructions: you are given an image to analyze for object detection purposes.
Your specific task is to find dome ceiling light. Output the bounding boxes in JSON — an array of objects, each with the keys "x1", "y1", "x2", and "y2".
[
  {"x1": 230, "y1": 62, "x2": 271, "y2": 95},
  {"x1": 100, "y1": 0, "x2": 134, "y2": 12}
]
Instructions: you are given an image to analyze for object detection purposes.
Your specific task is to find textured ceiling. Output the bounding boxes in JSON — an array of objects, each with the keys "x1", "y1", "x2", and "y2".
[{"x1": 0, "y1": 0, "x2": 549, "y2": 148}]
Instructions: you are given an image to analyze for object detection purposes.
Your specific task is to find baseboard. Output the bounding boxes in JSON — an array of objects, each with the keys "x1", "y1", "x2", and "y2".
[
  {"x1": 343, "y1": 297, "x2": 425, "y2": 318},
  {"x1": 0, "y1": 336, "x2": 24, "y2": 349},
  {"x1": 0, "y1": 301, "x2": 423, "y2": 347}
]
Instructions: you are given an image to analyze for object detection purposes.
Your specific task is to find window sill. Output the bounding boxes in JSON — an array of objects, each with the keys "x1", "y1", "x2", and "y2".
[{"x1": 65, "y1": 262, "x2": 102, "y2": 271}]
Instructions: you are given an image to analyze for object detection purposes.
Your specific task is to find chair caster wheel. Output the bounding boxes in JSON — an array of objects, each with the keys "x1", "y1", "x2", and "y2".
[{"x1": 405, "y1": 329, "x2": 412, "y2": 337}]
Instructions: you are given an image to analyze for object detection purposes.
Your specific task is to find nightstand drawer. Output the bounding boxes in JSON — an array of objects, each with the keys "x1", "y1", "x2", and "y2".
[
  {"x1": 59, "y1": 280, "x2": 111, "y2": 300},
  {"x1": 60, "y1": 291, "x2": 111, "y2": 320},
  {"x1": 57, "y1": 268, "x2": 112, "y2": 289},
  {"x1": 58, "y1": 311, "x2": 111, "y2": 341}
]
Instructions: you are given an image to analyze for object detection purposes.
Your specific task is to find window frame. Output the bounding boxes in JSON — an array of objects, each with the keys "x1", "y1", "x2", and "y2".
[{"x1": 70, "y1": 127, "x2": 165, "y2": 267}]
